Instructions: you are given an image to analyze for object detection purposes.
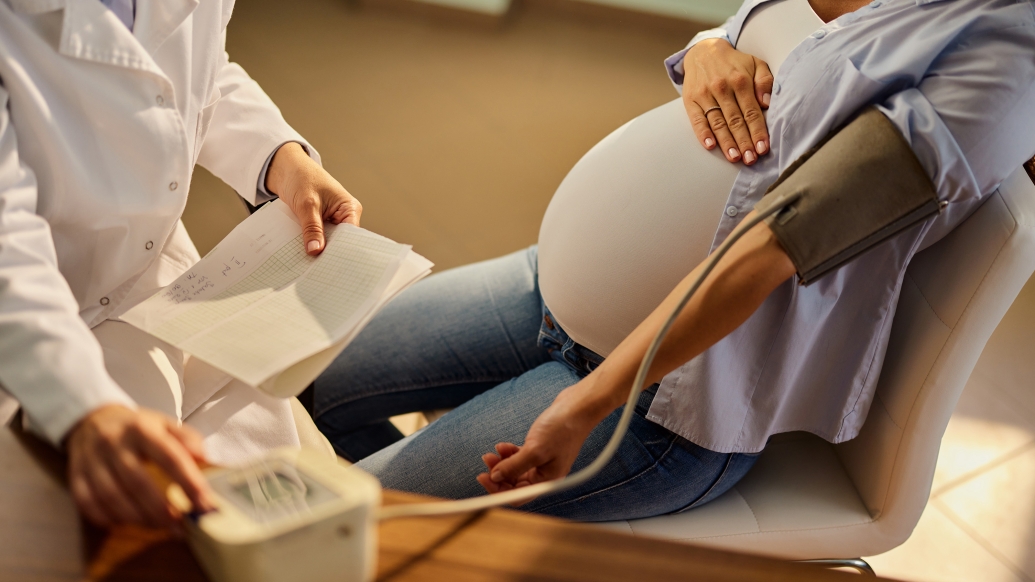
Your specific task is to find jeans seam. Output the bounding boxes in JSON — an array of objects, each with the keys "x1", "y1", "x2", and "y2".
[
  {"x1": 530, "y1": 434, "x2": 680, "y2": 513},
  {"x1": 673, "y1": 453, "x2": 737, "y2": 514}
]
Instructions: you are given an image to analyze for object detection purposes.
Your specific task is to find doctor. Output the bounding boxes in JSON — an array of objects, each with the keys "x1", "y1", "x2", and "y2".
[{"x1": 0, "y1": 0, "x2": 360, "y2": 530}]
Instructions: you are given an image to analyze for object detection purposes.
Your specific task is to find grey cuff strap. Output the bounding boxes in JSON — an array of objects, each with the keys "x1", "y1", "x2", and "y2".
[{"x1": 755, "y1": 107, "x2": 942, "y2": 285}]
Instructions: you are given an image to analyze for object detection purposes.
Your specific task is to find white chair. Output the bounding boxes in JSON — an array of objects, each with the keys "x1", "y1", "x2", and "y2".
[{"x1": 599, "y1": 163, "x2": 1035, "y2": 570}]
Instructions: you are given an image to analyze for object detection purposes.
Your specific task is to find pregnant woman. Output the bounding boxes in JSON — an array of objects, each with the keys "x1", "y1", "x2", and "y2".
[{"x1": 313, "y1": 0, "x2": 1035, "y2": 520}]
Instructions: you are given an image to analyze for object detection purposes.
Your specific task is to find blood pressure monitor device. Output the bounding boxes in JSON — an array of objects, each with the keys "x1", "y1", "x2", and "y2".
[{"x1": 168, "y1": 448, "x2": 382, "y2": 582}]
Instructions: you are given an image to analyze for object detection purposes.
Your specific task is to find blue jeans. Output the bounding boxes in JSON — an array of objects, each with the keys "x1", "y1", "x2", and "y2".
[{"x1": 313, "y1": 247, "x2": 758, "y2": 521}]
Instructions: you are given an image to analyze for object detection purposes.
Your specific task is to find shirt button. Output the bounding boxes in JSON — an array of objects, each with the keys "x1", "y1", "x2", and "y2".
[
  {"x1": 812, "y1": 29, "x2": 827, "y2": 39},
  {"x1": 155, "y1": 95, "x2": 165, "y2": 106},
  {"x1": 99, "y1": 297, "x2": 110, "y2": 306},
  {"x1": 773, "y1": 81, "x2": 782, "y2": 95},
  {"x1": 145, "y1": 241, "x2": 154, "y2": 250},
  {"x1": 169, "y1": 181, "x2": 178, "y2": 191},
  {"x1": 726, "y1": 206, "x2": 739, "y2": 217}
]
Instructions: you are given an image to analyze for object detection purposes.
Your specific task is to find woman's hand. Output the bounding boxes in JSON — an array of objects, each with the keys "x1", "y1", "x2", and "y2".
[
  {"x1": 265, "y1": 142, "x2": 363, "y2": 256},
  {"x1": 66, "y1": 404, "x2": 216, "y2": 531},
  {"x1": 476, "y1": 383, "x2": 607, "y2": 503},
  {"x1": 682, "y1": 39, "x2": 774, "y2": 165}
]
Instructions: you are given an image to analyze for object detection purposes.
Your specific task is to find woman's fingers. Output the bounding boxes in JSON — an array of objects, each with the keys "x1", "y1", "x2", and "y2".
[
  {"x1": 731, "y1": 87, "x2": 768, "y2": 163},
  {"x1": 699, "y1": 93, "x2": 742, "y2": 163},
  {"x1": 481, "y1": 452, "x2": 500, "y2": 471},
  {"x1": 490, "y1": 444, "x2": 546, "y2": 485},
  {"x1": 495, "y1": 442, "x2": 521, "y2": 458},
  {"x1": 751, "y1": 58, "x2": 774, "y2": 155},
  {"x1": 753, "y1": 57, "x2": 775, "y2": 110},
  {"x1": 684, "y1": 95, "x2": 717, "y2": 151},
  {"x1": 712, "y1": 75, "x2": 758, "y2": 163}
]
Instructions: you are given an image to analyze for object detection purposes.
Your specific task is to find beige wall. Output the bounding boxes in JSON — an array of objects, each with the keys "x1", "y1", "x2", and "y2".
[{"x1": 182, "y1": 0, "x2": 700, "y2": 271}]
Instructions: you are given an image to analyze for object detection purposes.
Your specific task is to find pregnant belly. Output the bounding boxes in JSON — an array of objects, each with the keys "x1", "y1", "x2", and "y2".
[{"x1": 537, "y1": 98, "x2": 741, "y2": 357}]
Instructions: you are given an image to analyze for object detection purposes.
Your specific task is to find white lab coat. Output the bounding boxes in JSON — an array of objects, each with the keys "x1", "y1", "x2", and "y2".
[{"x1": 0, "y1": 0, "x2": 321, "y2": 451}]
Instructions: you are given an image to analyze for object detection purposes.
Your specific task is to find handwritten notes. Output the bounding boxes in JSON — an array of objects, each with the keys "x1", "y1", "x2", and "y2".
[{"x1": 121, "y1": 200, "x2": 433, "y2": 394}]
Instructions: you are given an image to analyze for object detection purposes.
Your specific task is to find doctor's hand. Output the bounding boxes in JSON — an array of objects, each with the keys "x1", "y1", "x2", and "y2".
[
  {"x1": 266, "y1": 142, "x2": 363, "y2": 256},
  {"x1": 682, "y1": 38, "x2": 774, "y2": 165},
  {"x1": 66, "y1": 404, "x2": 215, "y2": 531},
  {"x1": 476, "y1": 383, "x2": 603, "y2": 503}
]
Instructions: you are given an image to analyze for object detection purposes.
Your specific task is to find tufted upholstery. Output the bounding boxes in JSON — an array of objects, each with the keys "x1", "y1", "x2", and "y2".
[{"x1": 599, "y1": 162, "x2": 1035, "y2": 559}]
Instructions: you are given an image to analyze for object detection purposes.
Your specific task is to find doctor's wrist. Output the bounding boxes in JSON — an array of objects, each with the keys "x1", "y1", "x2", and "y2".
[{"x1": 265, "y1": 142, "x2": 315, "y2": 200}]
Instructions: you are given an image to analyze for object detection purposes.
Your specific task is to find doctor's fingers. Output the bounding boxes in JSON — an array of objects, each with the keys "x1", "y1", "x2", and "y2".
[
  {"x1": 326, "y1": 191, "x2": 362, "y2": 227},
  {"x1": 69, "y1": 449, "x2": 112, "y2": 527},
  {"x1": 80, "y1": 459, "x2": 148, "y2": 526},
  {"x1": 130, "y1": 422, "x2": 215, "y2": 514},
  {"x1": 103, "y1": 446, "x2": 181, "y2": 527},
  {"x1": 164, "y1": 419, "x2": 207, "y2": 463}
]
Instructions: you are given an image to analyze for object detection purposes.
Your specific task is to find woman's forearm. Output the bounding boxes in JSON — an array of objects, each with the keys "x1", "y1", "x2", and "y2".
[{"x1": 567, "y1": 213, "x2": 797, "y2": 423}]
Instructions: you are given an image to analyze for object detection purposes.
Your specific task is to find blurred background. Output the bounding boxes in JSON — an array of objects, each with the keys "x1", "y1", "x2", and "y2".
[
  {"x1": 181, "y1": 1, "x2": 1035, "y2": 581},
  {"x1": 182, "y1": 0, "x2": 711, "y2": 267}
]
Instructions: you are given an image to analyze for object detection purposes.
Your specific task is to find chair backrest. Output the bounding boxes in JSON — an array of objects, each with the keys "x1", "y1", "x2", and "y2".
[{"x1": 833, "y1": 161, "x2": 1035, "y2": 546}]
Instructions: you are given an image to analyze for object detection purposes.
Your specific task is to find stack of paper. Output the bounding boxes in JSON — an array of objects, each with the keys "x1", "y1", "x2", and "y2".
[{"x1": 122, "y1": 200, "x2": 432, "y2": 398}]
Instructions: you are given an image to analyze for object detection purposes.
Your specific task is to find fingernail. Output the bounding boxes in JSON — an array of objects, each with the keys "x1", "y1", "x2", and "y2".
[
  {"x1": 491, "y1": 471, "x2": 503, "y2": 483},
  {"x1": 728, "y1": 148, "x2": 740, "y2": 160},
  {"x1": 307, "y1": 240, "x2": 320, "y2": 253},
  {"x1": 704, "y1": 137, "x2": 715, "y2": 148},
  {"x1": 744, "y1": 150, "x2": 756, "y2": 164},
  {"x1": 756, "y1": 140, "x2": 768, "y2": 154},
  {"x1": 762, "y1": 93, "x2": 771, "y2": 107}
]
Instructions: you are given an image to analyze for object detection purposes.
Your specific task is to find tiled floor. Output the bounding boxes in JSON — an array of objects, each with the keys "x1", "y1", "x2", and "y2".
[{"x1": 183, "y1": 2, "x2": 1035, "y2": 580}]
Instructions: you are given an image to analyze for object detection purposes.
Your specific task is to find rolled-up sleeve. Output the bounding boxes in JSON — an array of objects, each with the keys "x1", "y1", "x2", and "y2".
[
  {"x1": 877, "y1": 20, "x2": 1035, "y2": 239},
  {"x1": 0, "y1": 84, "x2": 135, "y2": 444},
  {"x1": 196, "y1": 33, "x2": 322, "y2": 206}
]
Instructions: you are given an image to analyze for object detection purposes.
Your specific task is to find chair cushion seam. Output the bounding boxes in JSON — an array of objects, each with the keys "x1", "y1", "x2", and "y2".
[{"x1": 664, "y1": 517, "x2": 876, "y2": 542}]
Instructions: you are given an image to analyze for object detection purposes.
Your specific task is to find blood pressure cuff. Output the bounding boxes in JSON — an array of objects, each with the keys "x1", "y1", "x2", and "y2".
[{"x1": 754, "y1": 107, "x2": 941, "y2": 285}]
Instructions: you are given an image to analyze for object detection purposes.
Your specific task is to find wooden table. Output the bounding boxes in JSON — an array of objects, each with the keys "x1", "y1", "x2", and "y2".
[{"x1": 0, "y1": 427, "x2": 884, "y2": 581}]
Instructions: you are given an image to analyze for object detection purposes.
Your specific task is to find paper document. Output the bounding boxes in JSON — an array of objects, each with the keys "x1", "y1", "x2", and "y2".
[{"x1": 123, "y1": 200, "x2": 433, "y2": 397}]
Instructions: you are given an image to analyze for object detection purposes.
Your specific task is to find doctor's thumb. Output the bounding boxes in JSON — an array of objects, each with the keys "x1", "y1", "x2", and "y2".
[{"x1": 300, "y1": 206, "x2": 325, "y2": 256}]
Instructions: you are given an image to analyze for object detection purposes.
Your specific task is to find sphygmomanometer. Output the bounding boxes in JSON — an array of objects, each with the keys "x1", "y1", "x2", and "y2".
[{"x1": 168, "y1": 106, "x2": 941, "y2": 582}]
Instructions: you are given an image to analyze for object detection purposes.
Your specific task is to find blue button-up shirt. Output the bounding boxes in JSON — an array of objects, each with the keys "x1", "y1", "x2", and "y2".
[{"x1": 650, "y1": 0, "x2": 1035, "y2": 453}]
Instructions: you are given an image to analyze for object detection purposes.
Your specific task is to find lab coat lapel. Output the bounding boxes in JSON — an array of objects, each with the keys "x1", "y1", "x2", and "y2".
[
  {"x1": 56, "y1": 0, "x2": 163, "y2": 74},
  {"x1": 133, "y1": 0, "x2": 199, "y2": 55}
]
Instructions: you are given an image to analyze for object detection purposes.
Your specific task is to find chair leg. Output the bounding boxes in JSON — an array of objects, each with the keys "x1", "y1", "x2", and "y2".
[{"x1": 798, "y1": 558, "x2": 876, "y2": 576}]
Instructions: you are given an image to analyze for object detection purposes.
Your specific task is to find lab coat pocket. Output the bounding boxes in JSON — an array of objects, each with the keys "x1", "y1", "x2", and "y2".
[{"x1": 192, "y1": 90, "x2": 221, "y2": 166}]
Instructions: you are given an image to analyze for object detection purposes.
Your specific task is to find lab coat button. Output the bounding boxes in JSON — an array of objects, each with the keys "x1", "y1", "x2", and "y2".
[
  {"x1": 145, "y1": 241, "x2": 154, "y2": 250},
  {"x1": 169, "y1": 181, "x2": 178, "y2": 191},
  {"x1": 99, "y1": 297, "x2": 110, "y2": 306},
  {"x1": 155, "y1": 95, "x2": 165, "y2": 106},
  {"x1": 812, "y1": 29, "x2": 827, "y2": 39},
  {"x1": 726, "y1": 206, "x2": 739, "y2": 217}
]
